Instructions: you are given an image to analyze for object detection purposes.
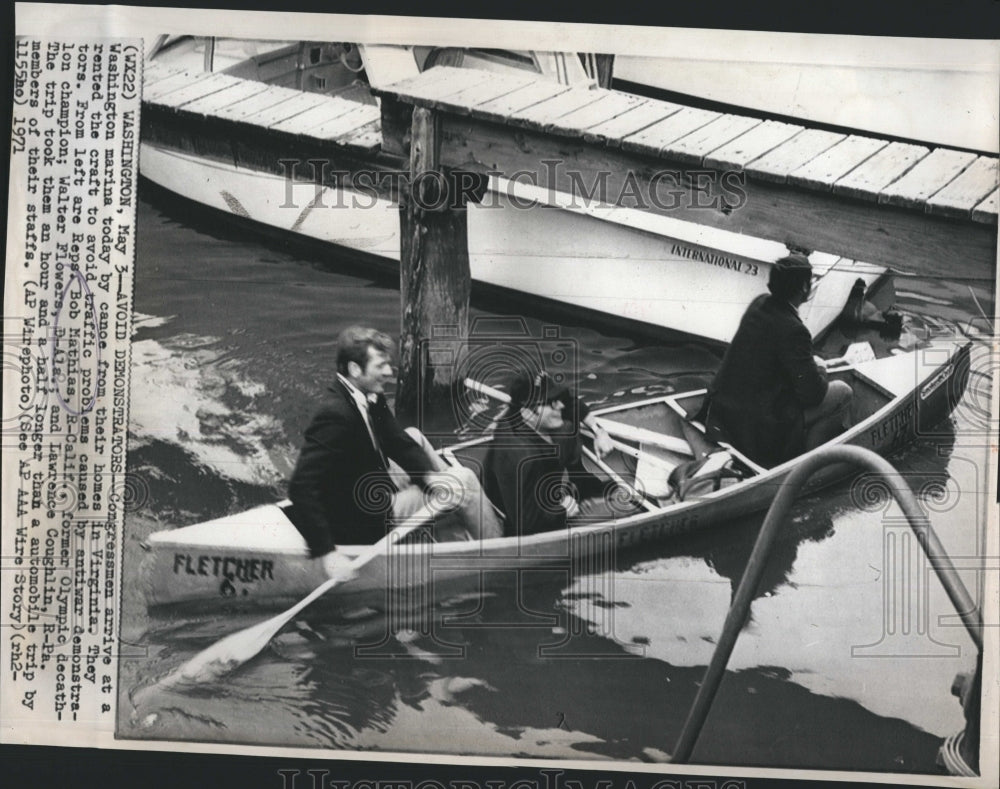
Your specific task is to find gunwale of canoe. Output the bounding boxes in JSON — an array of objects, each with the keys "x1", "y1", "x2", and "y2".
[{"x1": 139, "y1": 339, "x2": 972, "y2": 610}]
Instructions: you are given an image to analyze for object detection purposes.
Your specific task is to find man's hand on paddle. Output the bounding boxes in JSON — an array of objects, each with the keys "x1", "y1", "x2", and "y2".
[
  {"x1": 583, "y1": 416, "x2": 614, "y2": 458},
  {"x1": 592, "y1": 425, "x2": 614, "y2": 458},
  {"x1": 425, "y1": 467, "x2": 477, "y2": 512},
  {"x1": 321, "y1": 550, "x2": 359, "y2": 582}
]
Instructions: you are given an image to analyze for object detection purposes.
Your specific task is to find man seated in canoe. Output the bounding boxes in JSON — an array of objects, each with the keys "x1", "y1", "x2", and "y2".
[
  {"x1": 703, "y1": 253, "x2": 854, "y2": 468},
  {"x1": 287, "y1": 326, "x2": 502, "y2": 578},
  {"x1": 483, "y1": 369, "x2": 633, "y2": 537}
]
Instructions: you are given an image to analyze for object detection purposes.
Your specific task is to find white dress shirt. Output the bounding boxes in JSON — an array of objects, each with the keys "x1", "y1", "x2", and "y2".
[{"x1": 337, "y1": 374, "x2": 382, "y2": 459}]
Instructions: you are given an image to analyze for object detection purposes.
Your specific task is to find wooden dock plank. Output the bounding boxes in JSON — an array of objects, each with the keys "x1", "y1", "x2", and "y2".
[
  {"x1": 253, "y1": 92, "x2": 331, "y2": 128},
  {"x1": 434, "y1": 112, "x2": 996, "y2": 280},
  {"x1": 926, "y1": 156, "x2": 999, "y2": 219},
  {"x1": 335, "y1": 119, "x2": 383, "y2": 152},
  {"x1": 398, "y1": 67, "x2": 492, "y2": 104},
  {"x1": 376, "y1": 70, "x2": 997, "y2": 225},
  {"x1": 181, "y1": 79, "x2": 272, "y2": 115},
  {"x1": 429, "y1": 71, "x2": 536, "y2": 114},
  {"x1": 384, "y1": 66, "x2": 490, "y2": 106},
  {"x1": 509, "y1": 86, "x2": 606, "y2": 131},
  {"x1": 379, "y1": 66, "x2": 470, "y2": 104},
  {"x1": 666, "y1": 113, "x2": 762, "y2": 165},
  {"x1": 144, "y1": 70, "x2": 201, "y2": 102},
  {"x1": 879, "y1": 147, "x2": 978, "y2": 209},
  {"x1": 143, "y1": 63, "x2": 187, "y2": 89},
  {"x1": 971, "y1": 187, "x2": 999, "y2": 224},
  {"x1": 217, "y1": 85, "x2": 302, "y2": 120},
  {"x1": 147, "y1": 72, "x2": 226, "y2": 104},
  {"x1": 788, "y1": 135, "x2": 888, "y2": 191},
  {"x1": 293, "y1": 96, "x2": 370, "y2": 131},
  {"x1": 744, "y1": 128, "x2": 846, "y2": 183},
  {"x1": 309, "y1": 104, "x2": 382, "y2": 140},
  {"x1": 832, "y1": 142, "x2": 930, "y2": 201},
  {"x1": 156, "y1": 73, "x2": 245, "y2": 109},
  {"x1": 332, "y1": 83, "x2": 377, "y2": 107},
  {"x1": 583, "y1": 99, "x2": 683, "y2": 147},
  {"x1": 703, "y1": 120, "x2": 803, "y2": 170},
  {"x1": 546, "y1": 91, "x2": 646, "y2": 135},
  {"x1": 471, "y1": 80, "x2": 571, "y2": 123},
  {"x1": 620, "y1": 107, "x2": 720, "y2": 157},
  {"x1": 141, "y1": 60, "x2": 165, "y2": 84},
  {"x1": 270, "y1": 100, "x2": 360, "y2": 134}
]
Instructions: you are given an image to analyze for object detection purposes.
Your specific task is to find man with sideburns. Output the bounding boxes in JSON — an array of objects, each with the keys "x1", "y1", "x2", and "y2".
[{"x1": 288, "y1": 326, "x2": 501, "y2": 579}]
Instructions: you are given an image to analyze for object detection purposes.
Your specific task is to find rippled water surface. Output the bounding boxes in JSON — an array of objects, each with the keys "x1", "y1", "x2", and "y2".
[{"x1": 118, "y1": 187, "x2": 993, "y2": 773}]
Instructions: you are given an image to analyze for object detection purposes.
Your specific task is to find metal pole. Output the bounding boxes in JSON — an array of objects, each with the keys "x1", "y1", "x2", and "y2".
[{"x1": 670, "y1": 444, "x2": 983, "y2": 764}]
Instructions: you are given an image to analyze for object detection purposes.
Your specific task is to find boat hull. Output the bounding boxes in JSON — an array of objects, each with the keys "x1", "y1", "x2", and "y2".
[
  {"x1": 138, "y1": 142, "x2": 888, "y2": 344},
  {"x1": 138, "y1": 340, "x2": 971, "y2": 613}
]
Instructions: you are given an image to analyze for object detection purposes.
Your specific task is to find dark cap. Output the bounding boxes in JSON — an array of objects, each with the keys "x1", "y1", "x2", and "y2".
[
  {"x1": 507, "y1": 370, "x2": 568, "y2": 411},
  {"x1": 773, "y1": 253, "x2": 812, "y2": 273},
  {"x1": 768, "y1": 253, "x2": 814, "y2": 299}
]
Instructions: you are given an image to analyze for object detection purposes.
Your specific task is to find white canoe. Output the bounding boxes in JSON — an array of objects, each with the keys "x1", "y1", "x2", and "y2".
[{"x1": 138, "y1": 338, "x2": 971, "y2": 612}]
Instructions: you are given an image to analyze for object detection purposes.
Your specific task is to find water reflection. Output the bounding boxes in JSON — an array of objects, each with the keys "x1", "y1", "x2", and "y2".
[
  {"x1": 127, "y1": 471, "x2": 954, "y2": 771},
  {"x1": 121, "y1": 190, "x2": 986, "y2": 771}
]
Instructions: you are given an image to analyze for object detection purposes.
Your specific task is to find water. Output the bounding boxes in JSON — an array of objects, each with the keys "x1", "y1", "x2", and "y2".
[{"x1": 118, "y1": 186, "x2": 993, "y2": 772}]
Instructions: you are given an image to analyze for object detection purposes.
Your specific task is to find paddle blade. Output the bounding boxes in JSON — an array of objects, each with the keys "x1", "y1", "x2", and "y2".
[
  {"x1": 156, "y1": 521, "x2": 424, "y2": 688},
  {"x1": 843, "y1": 342, "x2": 876, "y2": 365},
  {"x1": 635, "y1": 442, "x2": 676, "y2": 499},
  {"x1": 163, "y1": 611, "x2": 295, "y2": 687},
  {"x1": 161, "y1": 572, "x2": 346, "y2": 686}
]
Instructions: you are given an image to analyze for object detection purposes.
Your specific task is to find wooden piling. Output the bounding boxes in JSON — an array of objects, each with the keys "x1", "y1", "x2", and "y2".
[{"x1": 396, "y1": 106, "x2": 472, "y2": 425}]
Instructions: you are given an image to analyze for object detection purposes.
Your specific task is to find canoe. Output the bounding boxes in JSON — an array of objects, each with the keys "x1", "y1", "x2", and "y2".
[
  {"x1": 138, "y1": 336, "x2": 971, "y2": 612},
  {"x1": 138, "y1": 39, "x2": 891, "y2": 344}
]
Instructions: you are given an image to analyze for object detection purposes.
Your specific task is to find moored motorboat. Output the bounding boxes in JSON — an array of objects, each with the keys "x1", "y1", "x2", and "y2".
[
  {"x1": 139, "y1": 38, "x2": 892, "y2": 344},
  {"x1": 138, "y1": 336, "x2": 971, "y2": 613}
]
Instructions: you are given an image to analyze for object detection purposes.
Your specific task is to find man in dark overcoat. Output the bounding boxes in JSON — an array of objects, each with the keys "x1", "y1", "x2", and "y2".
[{"x1": 706, "y1": 254, "x2": 853, "y2": 467}]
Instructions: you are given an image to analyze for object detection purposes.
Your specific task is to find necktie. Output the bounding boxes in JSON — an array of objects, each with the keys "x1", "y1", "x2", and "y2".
[{"x1": 358, "y1": 393, "x2": 390, "y2": 471}]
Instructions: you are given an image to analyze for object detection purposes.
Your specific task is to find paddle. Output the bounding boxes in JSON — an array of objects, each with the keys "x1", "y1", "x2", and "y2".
[
  {"x1": 821, "y1": 341, "x2": 876, "y2": 372},
  {"x1": 596, "y1": 417, "x2": 694, "y2": 457},
  {"x1": 580, "y1": 444, "x2": 659, "y2": 512},
  {"x1": 159, "y1": 509, "x2": 433, "y2": 687},
  {"x1": 580, "y1": 425, "x2": 676, "y2": 472}
]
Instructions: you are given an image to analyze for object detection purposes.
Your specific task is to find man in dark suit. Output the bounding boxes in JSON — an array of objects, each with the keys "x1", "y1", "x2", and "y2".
[
  {"x1": 705, "y1": 254, "x2": 853, "y2": 468},
  {"x1": 288, "y1": 326, "x2": 500, "y2": 578}
]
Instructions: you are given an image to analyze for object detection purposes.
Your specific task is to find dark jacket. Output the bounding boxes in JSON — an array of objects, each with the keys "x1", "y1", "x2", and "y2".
[
  {"x1": 484, "y1": 417, "x2": 568, "y2": 537},
  {"x1": 706, "y1": 294, "x2": 828, "y2": 467},
  {"x1": 287, "y1": 380, "x2": 436, "y2": 555}
]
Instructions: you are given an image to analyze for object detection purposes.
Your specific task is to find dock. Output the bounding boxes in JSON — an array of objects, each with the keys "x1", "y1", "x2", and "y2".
[
  {"x1": 141, "y1": 61, "x2": 997, "y2": 283},
  {"x1": 141, "y1": 61, "x2": 386, "y2": 187},
  {"x1": 374, "y1": 67, "x2": 997, "y2": 283}
]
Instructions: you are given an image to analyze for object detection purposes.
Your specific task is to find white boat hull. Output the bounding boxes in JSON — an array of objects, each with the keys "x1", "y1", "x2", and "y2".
[{"x1": 140, "y1": 142, "x2": 887, "y2": 344}]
